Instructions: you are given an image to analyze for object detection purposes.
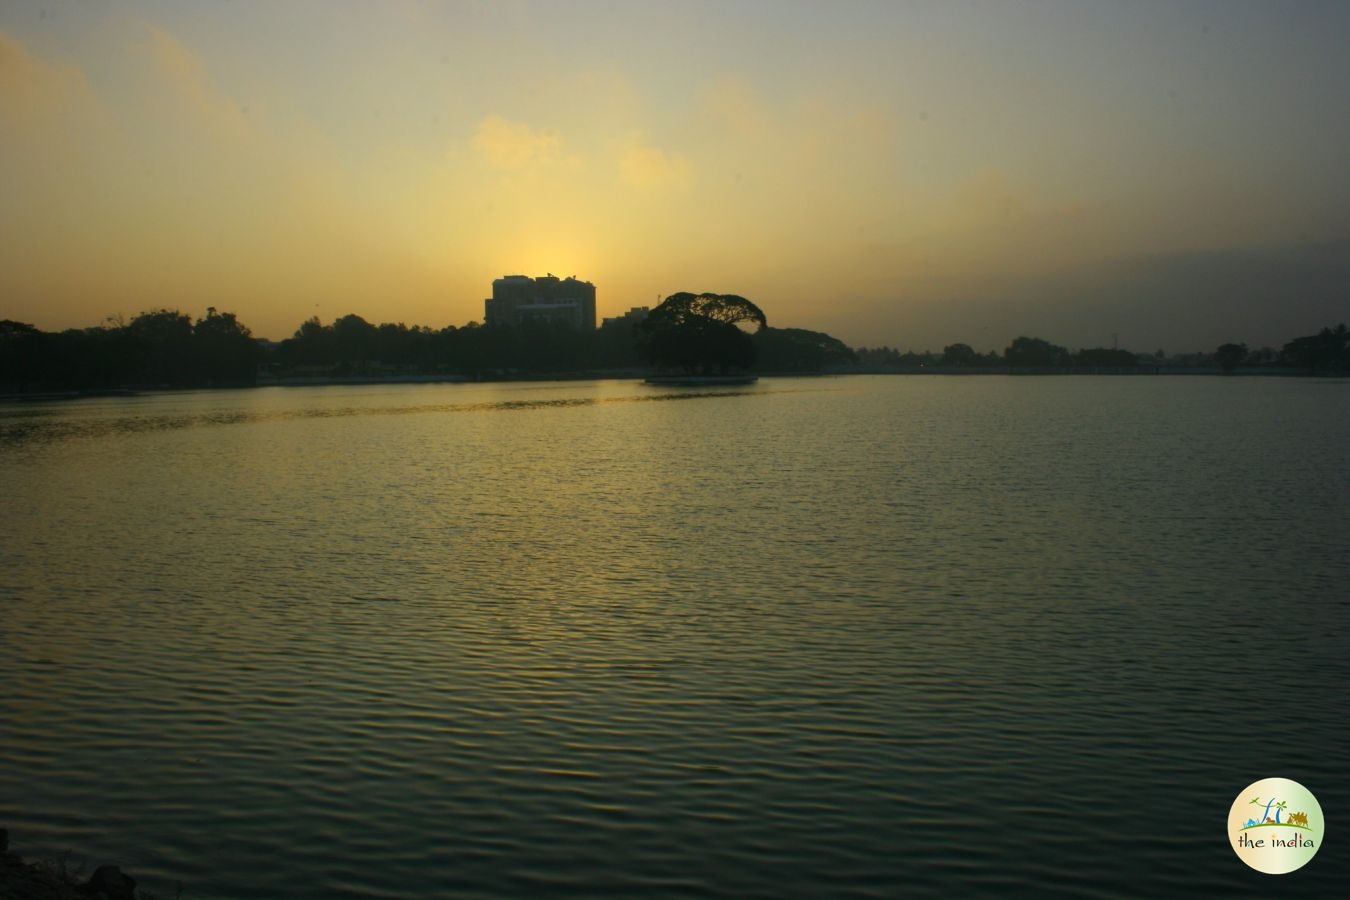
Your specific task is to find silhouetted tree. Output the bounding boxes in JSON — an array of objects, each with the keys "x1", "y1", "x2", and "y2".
[
  {"x1": 638, "y1": 292, "x2": 766, "y2": 374},
  {"x1": 2, "y1": 309, "x2": 263, "y2": 390},
  {"x1": 1214, "y1": 342, "x2": 1248, "y2": 374},
  {"x1": 941, "y1": 342, "x2": 980, "y2": 367},
  {"x1": 755, "y1": 327, "x2": 854, "y2": 372},
  {"x1": 194, "y1": 307, "x2": 260, "y2": 385},
  {"x1": 332, "y1": 314, "x2": 378, "y2": 365},
  {"x1": 514, "y1": 318, "x2": 589, "y2": 372},
  {"x1": 445, "y1": 322, "x2": 489, "y2": 377},
  {"x1": 279, "y1": 317, "x2": 335, "y2": 367},
  {"x1": 1005, "y1": 336, "x2": 1070, "y2": 368},
  {"x1": 0, "y1": 321, "x2": 45, "y2": 390},
  {"x1": 595, "y1": 319, "x2": 644, "y2": 369},
  {"x1": 126, "y1": 309, "x2": 195, "y2": 385},
  {"x1": 1282, "y1": 324, "x2": 1348, "y2": 374},
  {"x1": 1074, "y1": 347, "x2": 1138, "y2": 368}
]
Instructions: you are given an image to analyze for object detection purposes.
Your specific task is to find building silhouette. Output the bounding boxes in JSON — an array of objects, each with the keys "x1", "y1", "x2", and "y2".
[
  {"x1": 601, "y1": 306, "x2": 649, "y2": 329},
  {"x1": 485, "y1": 274, "x2": 597, "y2": 330}
]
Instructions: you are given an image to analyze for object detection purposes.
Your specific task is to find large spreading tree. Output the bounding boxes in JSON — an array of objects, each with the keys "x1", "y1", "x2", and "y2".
[{"x1": 637, "y1": 292, "x2": 767, "y2": 374}]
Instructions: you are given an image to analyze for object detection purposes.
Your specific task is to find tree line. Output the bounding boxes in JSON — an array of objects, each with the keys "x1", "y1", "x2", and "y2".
[
  {"x1": 853, "y1": 327, "x2": 1349, "y2": 374},
  {"x1": 1, "y1": 308, "x2": 259, "y2": 392},
  {"x1": 1215, "y1": 324, "x2": 1349, "y2": 374},
  {"x1": 275, "y1": 312, "x2": 852, "y2": 377},
  {"x1": 1, "y1": 308, "x2": 856, "y2": 392},
  {"x1": 853, "y1": 337, "x2": 1150, "y2": 370},
  {"x1": 4, "y1": 308, "x2": 1344, "y2": 394}
]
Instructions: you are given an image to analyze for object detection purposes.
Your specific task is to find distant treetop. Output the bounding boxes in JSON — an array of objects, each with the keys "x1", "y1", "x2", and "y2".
[
  {"x1": 638, "y1": 292, "x2": 767, "y2": 375},
  {"x1": 644, "y1": 292, "x2": 767, "y2": 331}
]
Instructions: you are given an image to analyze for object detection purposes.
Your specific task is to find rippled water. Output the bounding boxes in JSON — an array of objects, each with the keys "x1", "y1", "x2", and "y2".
[{"x1": 2, "y1": 376, "x2": 1347, "y2": 897}]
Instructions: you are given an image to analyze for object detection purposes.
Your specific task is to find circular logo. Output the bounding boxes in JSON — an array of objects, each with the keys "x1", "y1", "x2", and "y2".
[{"x1": 1229, "y1": 778, "x2": 1324, "y2": 874}]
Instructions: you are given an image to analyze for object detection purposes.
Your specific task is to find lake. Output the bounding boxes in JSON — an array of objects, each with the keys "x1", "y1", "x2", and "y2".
[{"x1": 2, "y1": 375, "x2": 1347, "y2": 897}]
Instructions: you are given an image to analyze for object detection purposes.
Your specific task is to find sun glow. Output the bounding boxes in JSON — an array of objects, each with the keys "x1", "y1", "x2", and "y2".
[{"x1": 1, "y1": 3, "x2": 1347, "y2": 347}]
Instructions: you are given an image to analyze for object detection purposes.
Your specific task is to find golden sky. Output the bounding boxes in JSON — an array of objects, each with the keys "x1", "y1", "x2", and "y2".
[{"x1": 3, "y1": 1, "x2": 1348, "y2": 350}]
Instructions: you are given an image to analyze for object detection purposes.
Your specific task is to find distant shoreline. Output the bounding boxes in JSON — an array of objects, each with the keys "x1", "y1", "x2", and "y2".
[
  {"x1": 1, "y1": 367, "x2": 1338, "y2": 402},
  {"x1": 840, "y1": 366, "x2": 1318, "y2": 376}
]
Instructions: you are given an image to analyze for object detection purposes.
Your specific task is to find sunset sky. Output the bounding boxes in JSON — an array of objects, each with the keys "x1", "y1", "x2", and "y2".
[{"x1": 3, "y1": 1, "x2": 1348, "y2": 351}]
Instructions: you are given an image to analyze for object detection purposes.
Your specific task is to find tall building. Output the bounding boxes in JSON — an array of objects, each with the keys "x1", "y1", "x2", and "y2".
[
  {"x1": 601, "y1": 306, "x2": 650, "y2": 329},
  {"x1": 485, "y1": 274, "x2": 597, "y2": 330}
]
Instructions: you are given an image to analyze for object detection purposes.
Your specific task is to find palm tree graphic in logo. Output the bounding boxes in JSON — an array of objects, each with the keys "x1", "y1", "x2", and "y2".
[{"x1": 1241, "y1": 797, "x2": 1309, "y2": 831}]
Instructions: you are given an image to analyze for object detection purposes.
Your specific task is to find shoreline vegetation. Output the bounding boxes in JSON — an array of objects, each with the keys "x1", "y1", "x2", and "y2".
[
  {"x1": 2, "y1": 309, "x2": 1346, "y2": 397},
  {"x1": 0, "y1": 828, "x2": 155, "y2": 900}
]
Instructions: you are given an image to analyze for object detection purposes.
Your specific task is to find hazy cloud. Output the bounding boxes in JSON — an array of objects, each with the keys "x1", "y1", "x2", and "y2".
[
  {"x1": 144, "y1": 24, "x2": 250, "y2": 142},
  {"x1": 472, "y1": 114, "x2": 564, "y2": 169},
  {"x1": 702, "y1": 75, "x2": 767, "y2": 140},
  {"x1": 621, "y1": 136, "x2": 692, "y2": 189},
  {"x1": 0, "y1": 30, "x2": 96, "y2": 130},
  {"x1": 869, "y1": 240, "x2": 1350, "y2": 354}
]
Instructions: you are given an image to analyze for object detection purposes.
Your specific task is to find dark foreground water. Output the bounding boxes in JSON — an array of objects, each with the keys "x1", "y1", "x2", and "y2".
[{"x1": 2, "y1": 376, "x2": 1347, "y2": 897}]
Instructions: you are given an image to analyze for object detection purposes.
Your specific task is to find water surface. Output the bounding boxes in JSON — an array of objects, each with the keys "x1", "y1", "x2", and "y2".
[{"x1": 2, "y1": 376, "x2": 1347, "y2": 896}]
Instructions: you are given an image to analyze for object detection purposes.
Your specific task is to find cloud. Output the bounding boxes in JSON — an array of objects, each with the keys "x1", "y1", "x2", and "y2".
[
  {"x1": 472, "y1": 114, "x2": 564, "y2": 169},
  {"x1": 946, "y1": 168, "x2": 1032, "y2": 229},
  {"x1": 702, "y1": 75, "x2": 767, "y2": 140},
  {"x1": 792, "y1": 92, "x2": 898, "y2": 168},
  {"x1": 0, "y1": 30, "x2": 97, "y2": 130},
  {"x1": 621, "y1": 137, "x2": 692, "y2": 189},
  {"x1": 145, "y1": 24, "x2": 250, "y2": 142}
]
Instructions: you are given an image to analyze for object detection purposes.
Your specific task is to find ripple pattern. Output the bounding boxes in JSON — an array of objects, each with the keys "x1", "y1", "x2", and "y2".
[{"x1": 2, "y1": 377, "x2": 1348, "y2": 897}]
